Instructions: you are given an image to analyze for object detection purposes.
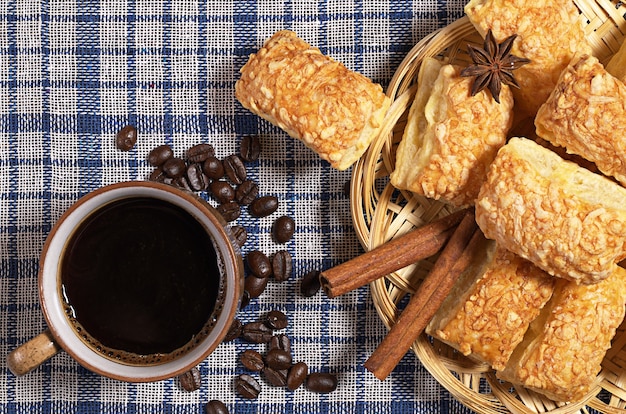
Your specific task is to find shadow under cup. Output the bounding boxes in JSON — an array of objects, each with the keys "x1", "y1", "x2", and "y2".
[{"x1": 39, "y1": 181, "x2": 244, "y2": 382}]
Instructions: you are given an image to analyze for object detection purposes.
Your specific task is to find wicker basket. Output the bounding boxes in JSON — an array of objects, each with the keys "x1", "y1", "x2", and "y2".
[{"x1": 350, "y1": 2, "x2": 626, "y2": 413}]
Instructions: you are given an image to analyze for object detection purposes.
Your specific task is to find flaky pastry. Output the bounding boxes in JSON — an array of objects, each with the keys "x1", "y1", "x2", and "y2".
[
  {"x1": 535, "y1": 54, "x2": 626, "y2": 186},
  {"x1": 465, "y1": 0, "x2": 592, "y2": 118},
  {"x1": 390, "y1": 58, "x2": 513, "y2": 207},
  {"x1": 475, "y1": 137, "x2": 626, "y2": 284},
  {"x1": 235, "y1": 30, "x2": 391, "y2": 170}
]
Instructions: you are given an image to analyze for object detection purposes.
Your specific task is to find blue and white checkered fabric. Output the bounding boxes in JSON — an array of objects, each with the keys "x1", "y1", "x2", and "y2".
[{"x1": 0, "y1": 1, "x2": 474, "y2": 413}]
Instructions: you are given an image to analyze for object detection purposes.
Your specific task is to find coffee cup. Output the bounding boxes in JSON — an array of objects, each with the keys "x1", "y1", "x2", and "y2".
[{"x1": 6, "y1": 181, "x2": 244, "y2": 382}]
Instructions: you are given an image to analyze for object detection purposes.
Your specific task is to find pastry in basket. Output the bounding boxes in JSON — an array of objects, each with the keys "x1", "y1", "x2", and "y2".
[
  {"x1": 464, "y1": 0, "x2": 592, "y2": 118},
  {"x1": 390, "y1": 57, "x2": 514, "y2": 207},
  {"x1": 498, "y1": 265, "x2": 626, "y2": 402},
  {"x1": 475, "y1": 137, "x2": 626, "y2": 285},
  {"x1": 426, "y1": 243, "x2": 555, "y2": 371},
  {"x1": 535, "y1": 54, "x2": 626, "y2": 186},
  {"x1": 235, "y1": 30, "x2": 391, "y2": 171}
]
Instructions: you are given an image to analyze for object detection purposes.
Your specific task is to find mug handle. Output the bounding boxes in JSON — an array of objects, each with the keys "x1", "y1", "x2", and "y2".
[{"x1": 6, "y1": 329, "x2": 62, "y2": 376}]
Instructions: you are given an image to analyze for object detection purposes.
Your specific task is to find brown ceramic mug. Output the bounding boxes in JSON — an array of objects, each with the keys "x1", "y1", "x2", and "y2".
[{"x1": 7, "y1": 181, "x2": 244, "y2": 382}]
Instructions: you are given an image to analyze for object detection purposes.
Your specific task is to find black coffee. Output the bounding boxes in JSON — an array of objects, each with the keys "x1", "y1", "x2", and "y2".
[{"x1": 61, "y1": 197, "x2": 222, "y2": 364}]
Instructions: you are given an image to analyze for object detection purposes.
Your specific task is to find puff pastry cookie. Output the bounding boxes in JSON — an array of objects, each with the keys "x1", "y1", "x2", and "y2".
[
  {"x1": 535, "y1": 54, "x2": 626, "y2": 186},
  {"x1": 235, "y1": 30, "x2": 391, "y2": 170},
  {"x1": 475, "y1": 137, "x2": 626, "y2": 284},
  {"x1": 427, "y1": 243, "x2": 555, "y2": 371},
  {"x1": 465, "y1": 0, "x2": 592, "y2": 118},
  {"x1": 390, "y1": 58, "x2": 513, "y2": 207},
  {"x1": 498, "y1": 265, "x2": 626, "y2": 402}
]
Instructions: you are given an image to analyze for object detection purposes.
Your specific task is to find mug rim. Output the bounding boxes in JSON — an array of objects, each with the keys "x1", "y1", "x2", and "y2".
[{"x1": 38, "y1": 181, "x2": 243, "y2": 382}]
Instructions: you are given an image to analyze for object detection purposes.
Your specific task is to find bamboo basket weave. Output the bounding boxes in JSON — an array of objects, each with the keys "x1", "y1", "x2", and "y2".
[{"x1": 350, "y1": 2, "x2": 626, "y2": 413}]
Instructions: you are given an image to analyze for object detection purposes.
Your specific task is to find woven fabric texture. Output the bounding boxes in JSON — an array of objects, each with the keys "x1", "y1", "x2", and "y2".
[{"x1": 0, "y1": 1, "x2": 472, "y2": 413}]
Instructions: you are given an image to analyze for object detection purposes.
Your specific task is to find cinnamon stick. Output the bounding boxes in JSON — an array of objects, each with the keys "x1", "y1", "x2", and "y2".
[
  {"x1": 364, "y1": 210, "x2": 483, "y2": 381},
  {"x1": 320, "y1": 208, "x2": 470, "y2": 298}
]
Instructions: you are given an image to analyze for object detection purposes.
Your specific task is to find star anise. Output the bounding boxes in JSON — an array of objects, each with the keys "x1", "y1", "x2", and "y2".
[{"x1": 460, "y1": 29, "x2": 530, "y2": 103}]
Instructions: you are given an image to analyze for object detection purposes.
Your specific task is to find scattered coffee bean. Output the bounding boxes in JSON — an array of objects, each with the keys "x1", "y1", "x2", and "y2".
[
  {"x1": 148, "y1": 144, "x2": 174, "y2": 166},
  {"x1": 210, "y1": 180, "x2": 236, "y2": 204},
  {"x1": 205, "y1": 400, "x2": 229, "y2": 414},
  {"x1": 240, "y1": 135, "x2": 261, "y2": 162},
  {"x1": 263, "y1": 367, "x2": 288, "y2": 387},
  {"x1": 223, "y1": 154, "x2": 246, "y2": 185},
  {"x1": 223, "y1": 319, "x2": 242, "y2": 342},
  {"x1": 115, "y1": 125, "x2": 137, "y2": 151},
  {"x1": 187, "y1": 143, "x2": 215, "y2": 163},
  {"x1": 186, "y1": 163, "x2": 209, "y2": 191},
  {"x1": 343, "y1": 179, "x2": 351, "y2": 198},
  {"x1": 241, "y1": 321, "x2": 273, "y2": 343},
  {"x1": 217, "y1": 201, "x2": 240, "y2": 222},
  {"x1": 265, "y1": 310, "x2": 288, "y2": 330},
  {"x1": 272, "y1": 215, "x2": 295, "y2": 243},
  {"x1": 244, "y1": 274, "x2": 268, "y2": 298},
  {"x1": 300, "y1": 269, "x2": 321, "y2": 297},
  {"x1": 265, "y1": 348, "x2": 292, "y2": 370},
  {"x1": 240, "y1": 290, "x2": 251, "y2": 310},
  {"x1": 240, "y1": 349, "x2": 265, "y2": 372},
  {"x1": 162, "y1": 157, "x2": 187, "y2": 179},
  {"x1": 235, "y1": 374, "x2": 261, "y2": 399},
  {"x1": 272, "y1": 250, "x2": 292, "y2": 282},
  {"x1": 149, "y1": 167, "x2": 166, "y2": 182},
  {"x1": 287, "y1": 362, "x2": 308, "y2": 391},
  {"x1": 247, "y1": 250, "x2": 272, "y2": 278},
  {"x1": 173, "y1": 176, "x2": 192, "y2": 191},
  {"x1": 249, "y1": 195, "x2": 279, "y2": 218},
  {"x1": 203, "y1": 156, "x2": 225, "y2": 179},
  {"x1": 269, "y1": 334, "x2": 291, "y2": 353},
  {"x1": 235, "y1": 180, "x2": 259, "y2": 205},
  {"x1": 307, "y1": 372, "x2": 338, "y2": 393},
  {"x1": 230, "y1": 225, "x2": 247, "y2": 247},
  {"x1": 178, "y1": 366, "x2": 202, "y2": 392}
]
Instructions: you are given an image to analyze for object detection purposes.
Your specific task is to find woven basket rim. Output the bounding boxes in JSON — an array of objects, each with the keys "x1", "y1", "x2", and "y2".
[{"x1": 350, "y1": 1, "x2": 626, "y2": 413}]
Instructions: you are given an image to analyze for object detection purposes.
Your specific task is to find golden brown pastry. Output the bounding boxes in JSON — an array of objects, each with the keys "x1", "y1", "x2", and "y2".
[
  {"x1": 465, "y1": 0, "x2": 592, "y2": 118},
  {"x1": 390, "y1": 57, "x2": 513, "y2": 207},
  {"x1": 535, "y1": 54, "x2": 626, "y2": 186},
  {"x1": 475, "y1": 137, "x2": 626, "y2": 284},
  {"x1": 427, "y1": 243, "x2": 555, "y2": 371},
  {"x1": 498, "y1": 265, "x2": 626, "y2": 402},
  {"x1": 235, "y1": 30, "x2": 391, "y2": 170}
]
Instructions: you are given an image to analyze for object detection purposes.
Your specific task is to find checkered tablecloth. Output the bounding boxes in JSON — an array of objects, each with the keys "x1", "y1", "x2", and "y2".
[{"x1": 0, "y1": 1, "x2": 476, "y2": 413}]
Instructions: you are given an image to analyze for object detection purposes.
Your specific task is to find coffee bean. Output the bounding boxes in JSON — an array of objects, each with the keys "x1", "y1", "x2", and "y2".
[
  {"x1": 240, "y1": 349, "x2": 265, "y2": 372},
  {"x1": 249, "y1": 196, "x2": 279, "y2": 218},
  {"x1": 230, "y1": 225, "x2": 247, "y2": 247},
  {"x1": 244, "y1": 274, "x2": 268, "y2": 298},
  {"x1": 235, "y1": 180, "x2": 259, "y2": 205},
  {"x1": 187, "y1": 143, "x2": 215, "y2": 163},
  {"x1": 202, "y1": 156, "x2": 224, "y2": 179},
  {"x1": 241, "y1": 321, "x2": 273, "y2": 343},
  {"x1": 205, "y1": 400, "x2": 229, "y2": 414},
  {"x1": 172, "y1": 176, "x2": 192, "y2": 191},
  {"x1": 343, "y1": 180, "x2": 351, "y2": 198},
  {"x1": 217, "y1": 201, "x2": 240, "y2": 222},
  {"x1": 149, "y1": 167, "x2": 166, "y2": 182},
  {"x1": 210, "y1": 180, "x2": 235, "y2": 204},
  {"x1": 178, "y1": 366, "x2": 202, "y2": 392},
  {"x1": 148, "y1": 144, "x2": 174, "y2": 166},
  {"x1": 186, "y1": 163, "x2": 209, "y2": 191},
  {"x1": 247, "y1": 250, "x2": 272, "y2": 278},
  {"x1": 269, "y1": 334, "x2": 291, "y2": 353},
  {"x1": 240, "y1": 135, "x2": 261, "y2": 162},
  {"x1": 240, "y1": 290, "x2": 251, "y2": 310},
  {"x1": 287, "y1": 362, "x2": 308, "y2": 391},
  {"x1": 265, "y1": 310, "x2": 288, "y2": 330},
  {"x1": 162, "y1": 157, "x2": 186, "y2": 178},
  {"x1": 272, "y1": 250, "x2": 292, "y2": 282},
  {"x1": 307, "y1": 372, "x2": 338, "y2": 393},
  {"x1": 223, "y1": 319, "x2": 242, "y2": 342},
  {"x1": 263, "y1": 367, "x2": 288, "y2": 387},
  {"x1": 235, "y1": 374, "x2": 261, "y2": 399},
  {"x1": 300, "y1": 269, "x2": 321, "y2": 297},
  {"x1": 223, "y1": 154, "x2": 246, "y2": 185},
  {"x1": 272, "y1": 216, "x2": 295, "y2": 243},
  {"x1": 115, "y1": 125, "x2": 137, "y2": 151},
  {"x1": 265, "y1": 348, "x2": 292, "y2": 370}
]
